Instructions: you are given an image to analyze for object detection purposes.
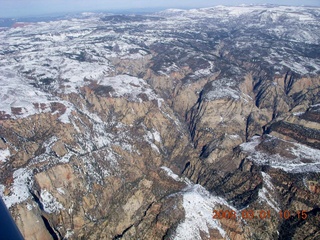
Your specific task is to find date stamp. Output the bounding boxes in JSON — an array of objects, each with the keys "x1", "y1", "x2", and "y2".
[{"x1": 213, "y1": 209, "x2": 309, "y2": 220}]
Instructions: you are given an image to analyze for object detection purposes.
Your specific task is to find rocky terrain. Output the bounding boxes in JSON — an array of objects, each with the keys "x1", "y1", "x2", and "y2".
[{"x1": 0, "y1": 5, "x2": 320, "y2": 240}]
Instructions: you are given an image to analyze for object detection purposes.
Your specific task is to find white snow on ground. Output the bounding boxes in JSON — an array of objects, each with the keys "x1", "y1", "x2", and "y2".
[
  {"x1": 0, "y1": 184, "x2": 5, "y2": 196},
  {"x1": 0, "y1": 70, "x2": 51, "y2": 118},
  {"x1": 0, "y1": 69, "x2": 75, "y2": 122},
  {"x1": 57, "y1": 100, "x2": 75, "y2": 124},
  {"x1": 55, "y1": 59, "x2": 110, "y2": 94},
  {"x1": 161, "y1": 166, "x2": 236, "y2": 240},
  {"x1": 26, "y1": 203, "x2": 33, "y2": 211},
  {"x1": 0, "y1": 148, "x2": 10, "y2": 162},
  {"x1": 193, "y1": 68, "x2": 212, "y2": 77},
  {"x1": 80, "y1": 147, "x2": 120, "y2": 186},
  {"x1": 57, "y1": 187, "x2": 65, "y2": 195},
  {"x1": 290, "y1": 142, "x2": 320, "y2": 161},
  {"x1": 204, "y1": 78, "x2": 240, "y2": 101},
  {"x1": 150, "y1": 142, "x2": 160, "y2": 153},
  {"x1": 59, "y1": 151, "x2": 73, "y2": 163},
  {"x1": 258, "y1": 172, "x2": 280, "y2": 212},
  {"x1": 42, "y1": 136, "x2": 58, "y2": 154},
  {"x1": 145, "y1": 130, "x2": 160, "y2": 153},
  {"x1": 293, "y1": 112, "x2": 304, "y2": 116},
  {"x1": 152, "y1": 130, "x2": 162, "y2": 143},
  {"x1": 161, "y1": 166, "x2": 180, "y2": 180},
  {"x1": 1, "y1": 168, "x2": 33, "y2": 208},
  {"x1": 261, "y1": 172, "x2": 274, "y2": 191},
  {"x1": 146, "y1": 130, "x2": 162, "y2": 144},
  {"x1": 228, "y1": 134, "x2": 241, "y2": 140},
  {"x1": 0, "y1": 16, "x2": 166, "y2": 120},
  {"x1": 161, "y1": 166, "x2": 189, "y2": 183},
  {"x1": 65, "y1": 230, "x2": 74, "y2": 239},
  {"x1": 240, "y1": 136, "x2": 320, "y2": 173},
  {"x1": 174, "y1": 185, "x2": 232, "y2": 240},
  {"x1": 239, "y1": 135, "x2": 261, "y2": 153},
  {"x1": 98, "y1": 75, "x2": 161, "y2": 102},
  {"x1": 40, "y1": 189, "x2": 64, "y2": 213}
]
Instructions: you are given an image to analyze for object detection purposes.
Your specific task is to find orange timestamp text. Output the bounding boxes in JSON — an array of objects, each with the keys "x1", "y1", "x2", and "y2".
[{"x1": 213, "y1": 209, "x2": 308, "y2": 220}]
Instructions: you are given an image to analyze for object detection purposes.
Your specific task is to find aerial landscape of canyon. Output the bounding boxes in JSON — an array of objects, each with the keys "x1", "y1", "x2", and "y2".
[{"x1": 0, "y1": 2, "x2": 320, "y2": 240}]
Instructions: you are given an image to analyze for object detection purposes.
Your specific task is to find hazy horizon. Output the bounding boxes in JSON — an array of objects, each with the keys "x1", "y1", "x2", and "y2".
[{"x1": 1, "y1": 0, "x2": 320, "y2": 18}]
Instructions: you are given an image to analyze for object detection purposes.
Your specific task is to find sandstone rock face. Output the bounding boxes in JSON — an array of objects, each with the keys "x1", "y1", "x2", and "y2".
[
  {"x1": 0, "y1": 5, "x2": 320, "y2": 240},
  {"x1": 0, "y1": 81, "x2": 195, "y2": 239},
  {"x1": 15, "y1": 202, "x2": 53, "y2": 240}
]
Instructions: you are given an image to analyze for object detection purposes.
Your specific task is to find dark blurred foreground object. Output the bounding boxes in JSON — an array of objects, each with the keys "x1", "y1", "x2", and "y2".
[{"x1": 0, "y1": 197, "x2": 24, "y2": 240}]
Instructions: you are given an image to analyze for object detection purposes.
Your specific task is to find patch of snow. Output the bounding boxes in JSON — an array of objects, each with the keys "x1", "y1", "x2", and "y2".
[
  {"x1": 79, "y1": 149, "x2": 119, "y2": 186},
  {"x1": 290, "y1": 142, "x2": 320, "y2": 161},
  {"x1": 302, "y1": 177, "x2": 309, "y2": 190},
  {"x1": 261, "y1": 172, "x2": 274, "y2": 191},
  {"x1": 1, "y1": 168, "x2": 33, "y2": 208},
  {"x1": 293, "y1": 112, "x2": 304, "y2": 116},
  {"x1": 57, "y1": 58, "x2": 110, "y2": 94},
  {"x1": 161, "y1": 166, "x2": 235, "y2": 240},
  {"x1": 145, "y1": 130, "x2": 160, "y2": 153},
  {"x1": 59, "y1": 152, "x2": 74, "y2": 163},
  {"x1": 241, "y1": 136, "x2": 320, "y2": 173},
  {"x1": 0, "y1": 70, "x2": 51, "y2": 118},
  {"x1": 240, "y1": 136, "x2": 261, "y2": 153},
  {"x1": 122, "y1": 52, "x2": 146, "y2": 60},
  {"x1": 194, "y1": 68, "x2": 211, "y2": 77},
  {"x1": 65, "y1": 230, "x2": 74, "y2": 239},
  {"x1": 150, "y1": 143, "x2": 160, "y2": 153},
  {"x1": 158, "y1": 70, "x2": 170, "y2": 77},
  {"x1": 258, "y1": 172, "x2": 280, "y2": 212},
  {"x1": 98, "y1": 75, "x2": 160, "y2": 102},
  {"x1": 40, "y1": 189, "x2": 64, "y2": 213},
  {"x1": 81, "y1": 155, "x2": 104, "y2": 185},
  {"x1": 0, "y1": 148, "x2": 10, "y2": 162},
  {"x1": 228, "y1": 134, "x2": 241, "y2": 140},
  {"x1": 174, "y1": 184, "x2": 234, "y2": 240},
  {"x1": 157, "y1": 98, "x2": 164, "y2": 108},
  {"x1": 0, "y1": 69, "x2": 75, "y2": 122},
  {"x1": 243, "y1": 93, "x2": 253, "y2": 100},
  {"x1": 153, "y1": 130, "x2": 162, "y2": 143},
  {"x1": 57, "y1": 187, "x2": 65, "y2": 195},
  {"x1": 204, "y1": 78, "x2": 240, "y2": 101},
  {"x1": 279, "y1": 60, "x2": 309, "y2": 75},
  {"x1": 119, "y1": 141, "x2": 134, "y2": 153},
  {"x1": 26, "y1": 203, "x2": 33, "y2": 211},
  {"x1": 80, "y1": 106, "x2": 104, "y2": 124},
  {"x1": 43, "y1": 136, "x2": 58, "y2": 154},
  {"x1": 58, "y1": 101, "x2": 75, "y2": 124},
  {"x1": 68, "y1": 203, "x2": 74, "y2": 215},
  {"x1": 161, "y1": 166, "x2": 182, "y2": 182},
  {"x1": 161, "y1": 166, "x2": 192, "y2": 185},
  {"x1": 0, "y1": 185, "x2": 5, "y2": 196},
  {"x1": 258, "y1": 187, "x2": 279, "y2": 212}
]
